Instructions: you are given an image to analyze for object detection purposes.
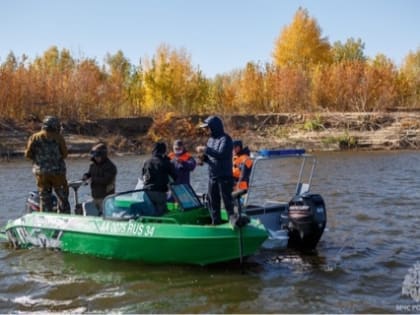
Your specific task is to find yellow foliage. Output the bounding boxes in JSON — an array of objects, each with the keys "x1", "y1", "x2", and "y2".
[
  {"x1": 0, "y1": 34, "x2": 417, "y2": 122},
  {"x1": 273, "y1": 7, "x2": 332, "y2": 69},
  {"x1": 142, "y1": 43, "x2": 208, "y2": 115},
  {"x1": 147, "y1": 114, "x2": 201, "y2": 143},
  {"x1": 400, "y1": 49, "x2": 420, "y2": 108}
]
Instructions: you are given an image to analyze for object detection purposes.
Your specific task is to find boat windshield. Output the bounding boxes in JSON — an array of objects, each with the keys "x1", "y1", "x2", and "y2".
[
  {"x1": 169, "y1": 184, "x2": 202, "y2": 210},
  {"x1": 103, "y1": 190, "x2": 157, "y2": 220},
  {"x1": 245, "y1": 150, "x2": 316, "y2": 207}
]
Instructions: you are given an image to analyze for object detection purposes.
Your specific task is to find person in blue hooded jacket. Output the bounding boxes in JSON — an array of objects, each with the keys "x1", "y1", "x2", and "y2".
[{"x1": 196, "y1": 116, "x2": 234, "y2": 225}]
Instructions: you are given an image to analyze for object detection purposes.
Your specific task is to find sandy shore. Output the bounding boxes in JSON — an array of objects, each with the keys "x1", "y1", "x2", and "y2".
[{"x1": 1, "y1": 112, "x2": 419, "y2": 160}]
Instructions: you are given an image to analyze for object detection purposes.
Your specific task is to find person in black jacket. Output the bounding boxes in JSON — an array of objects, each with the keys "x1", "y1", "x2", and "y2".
[
  {"x1": 82, "y1": 143, "x2": 117, "y2": 214},
  {"x1": 142, "y1": 142, "x2": 177, "y2": 216},
  {"x1": 196, "y1": 116, "x2": 234, "y2": 225}
]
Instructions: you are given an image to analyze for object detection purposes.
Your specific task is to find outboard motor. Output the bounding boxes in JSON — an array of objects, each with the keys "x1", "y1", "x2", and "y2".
[
  {"x1": 25, "y1": 191, "x2": 58, "y2": 213},
  {"x1": 287, "y1": 193, "x2": 326, "y2": 250}
]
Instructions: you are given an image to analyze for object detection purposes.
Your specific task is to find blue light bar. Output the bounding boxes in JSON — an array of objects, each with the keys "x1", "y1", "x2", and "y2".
[{"x1": 258, "y1": 148, "x2": 306, "y2": 157}]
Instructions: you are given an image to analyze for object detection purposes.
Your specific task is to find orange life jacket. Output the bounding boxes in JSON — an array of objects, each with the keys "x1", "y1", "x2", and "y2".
[
  {"x1": 168, "y1": 151, "x2": 193, "y2": 162},
  {"x1": 232, "y1": 154, "x2": 253, "y2": 190}
]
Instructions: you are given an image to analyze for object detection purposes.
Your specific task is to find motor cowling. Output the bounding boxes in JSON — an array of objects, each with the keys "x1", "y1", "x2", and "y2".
[
  {"x1": 25, "y1": 191, "x2": 58, "y2": 213},
  {"x1": 287, "y1": 193, "x2": 326, "y2": 250}
]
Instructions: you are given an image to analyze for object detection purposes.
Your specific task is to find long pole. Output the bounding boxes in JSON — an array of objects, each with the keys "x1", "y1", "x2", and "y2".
[
  {"x1": 232, "y1": 189, "x2": 247, "y2": 272},
  {"x1": 237, "y1": 197, "x2": 244, "y2": 270}
]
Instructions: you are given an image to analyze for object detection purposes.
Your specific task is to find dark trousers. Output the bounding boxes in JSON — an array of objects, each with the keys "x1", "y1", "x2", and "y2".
[
  {"x1": 147, "y1": 191, "x2": 168, "y2": 216},
  {"x1": 207, "y1": 176, "x2": 234, "y2": 224}
]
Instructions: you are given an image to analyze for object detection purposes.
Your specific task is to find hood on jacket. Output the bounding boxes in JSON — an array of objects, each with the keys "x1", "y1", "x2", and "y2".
[
  {"x1": 152, "y1": 142, "x2": 167, "y2": 156},
  {"x1": 201, "y1": 116, "x2": 224, "y2": 137}
]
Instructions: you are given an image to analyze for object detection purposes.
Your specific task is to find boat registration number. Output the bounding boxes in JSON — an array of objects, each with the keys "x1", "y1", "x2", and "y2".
[{"x1": 97, "y1": 221, "x2": 155, "y2": 237}]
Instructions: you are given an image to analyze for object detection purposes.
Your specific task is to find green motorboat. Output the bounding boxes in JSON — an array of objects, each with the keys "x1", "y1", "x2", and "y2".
[{"x1": 1, "y1": 183, "x2": 268, "y2": 266}]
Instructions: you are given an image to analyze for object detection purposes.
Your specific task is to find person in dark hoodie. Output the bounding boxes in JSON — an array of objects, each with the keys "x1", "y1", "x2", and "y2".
[
  {"x1": 196, "y1": 116, "x2": 234, "y2": 225},
  {"x1": 232, "y1": 140, "x2": 253, "y2": 192},
  {"x1": 82, "y1": 143, "x2": 117, "y2": 214},
  {"x1": 142, "y1": 142, "x2": 177, "y2": 216}
]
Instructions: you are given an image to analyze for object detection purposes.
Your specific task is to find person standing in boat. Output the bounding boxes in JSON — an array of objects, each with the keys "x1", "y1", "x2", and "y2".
[
  {"x1": 82, "y1": 143, "x2": 117, "y2": 215},
  {"x1": 142, "y1": 141, "x2": 177, "y2": 216},
  {"x1": 24, "y1": 115, "x2": 71, "y2": 213},
  {"x1": 232, "y1": 140, "x2": 253, "y2": 192},
  {"x1": 196, "y1": 115, "x2": 235, "y2": 225},
  {"x1": 168, "y1": 139, "x2": 196, "y2": 185}
]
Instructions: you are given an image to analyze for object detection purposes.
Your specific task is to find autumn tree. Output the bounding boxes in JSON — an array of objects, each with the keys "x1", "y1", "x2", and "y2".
[
  {"x1": 28, "y1": 46, "x2": 77, "y2": 118},
  {"x1": 400, "y1": 48, "x2": 420, "y2": 108},
  {"x1": 207, "y1": 72, "x2": 240, "y2": 114},
  {"x1": 311, "y1": 62, "x2": 367, "y2": 111},
  {"x1": 143, "y1": 44, "x2": 209, "y2": 115},
  {"x1": 273, "y1": 7, "x2": 332, "y2": 69},
  {"x1": 234, "y1": 62, "x2": 267, "y2": 113},
  {"x1": 2, "y1": 51, "x2": 18, "y2": 71},
  {"x1": 70, "y1": 58, "x2": 105, "y2": 120},
  {"x1": 358, "y1": 54, "x2": 399, "y2": 111},
  {"x1": 0, "y1": 53, "x2": 18, "y2": 118},
  {"x1": 127, "y1": 61, "x2": 145, "y2": 116},
  {"x1": 265, "y1": 64, "x2": 311, "y2": 112},
  {"x1": 103, "y1": 50, "x2": 132, "y2": 116},
  {"x1": 332, "y1": 38, "x2": 366, "y2": 62}
]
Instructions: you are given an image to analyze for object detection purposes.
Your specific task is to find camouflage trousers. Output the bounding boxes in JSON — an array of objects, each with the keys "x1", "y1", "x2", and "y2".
[{"x1": 35, "y1": 173, "x2": 71, "y2": 213}]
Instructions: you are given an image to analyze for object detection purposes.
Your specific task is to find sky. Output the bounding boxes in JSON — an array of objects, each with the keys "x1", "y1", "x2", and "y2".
[{"x1": 1, "y1": 0, "x2": 419, "y2": 77}]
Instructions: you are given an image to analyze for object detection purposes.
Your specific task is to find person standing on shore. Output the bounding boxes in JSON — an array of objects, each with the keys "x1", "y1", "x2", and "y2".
[
  {"x1": 24, "y1": 116, "x2": 70, "y2": 213},
  {"x1": 196, "y1": 115, "x2": 235, "y2": 225}
]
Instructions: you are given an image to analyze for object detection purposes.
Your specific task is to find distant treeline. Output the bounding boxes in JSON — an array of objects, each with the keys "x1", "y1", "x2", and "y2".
[{"x1": 1, "y1": 8, "x2": 419, "y2": 122}]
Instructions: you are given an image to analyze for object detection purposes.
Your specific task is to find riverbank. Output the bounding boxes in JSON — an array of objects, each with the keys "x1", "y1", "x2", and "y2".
[{"x1": 1, "y1": 111, "x2": 419, "y2": 159}]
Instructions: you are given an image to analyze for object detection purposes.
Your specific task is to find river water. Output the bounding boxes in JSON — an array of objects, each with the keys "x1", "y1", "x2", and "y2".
[{"x1": 0, "y1": 151, "x2": 419, "y2": 313}]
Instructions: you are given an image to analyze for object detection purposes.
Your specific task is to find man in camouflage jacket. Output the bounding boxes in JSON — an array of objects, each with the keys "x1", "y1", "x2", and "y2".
[{"x1": 25, "y1": 116, "x2": 70, "y2": 213}]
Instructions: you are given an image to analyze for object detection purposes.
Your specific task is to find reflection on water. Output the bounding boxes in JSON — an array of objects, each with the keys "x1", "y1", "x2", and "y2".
[{"x1": 1, "y1": 151, "x2": 420, "y2": 313}]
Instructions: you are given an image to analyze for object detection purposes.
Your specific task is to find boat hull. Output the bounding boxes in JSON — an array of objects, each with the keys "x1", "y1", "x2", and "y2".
[
  {"x1": 4, "y1": 212, "x2": 268, "y2": 266},
  {"x1": 244, "y1": 203, "x2": 289, "y2": 250}
]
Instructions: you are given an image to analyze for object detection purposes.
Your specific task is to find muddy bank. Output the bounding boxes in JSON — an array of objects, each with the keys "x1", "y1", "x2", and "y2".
[{"x1": 1, "y1": 112, "x2": 420, "y2": 159}]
